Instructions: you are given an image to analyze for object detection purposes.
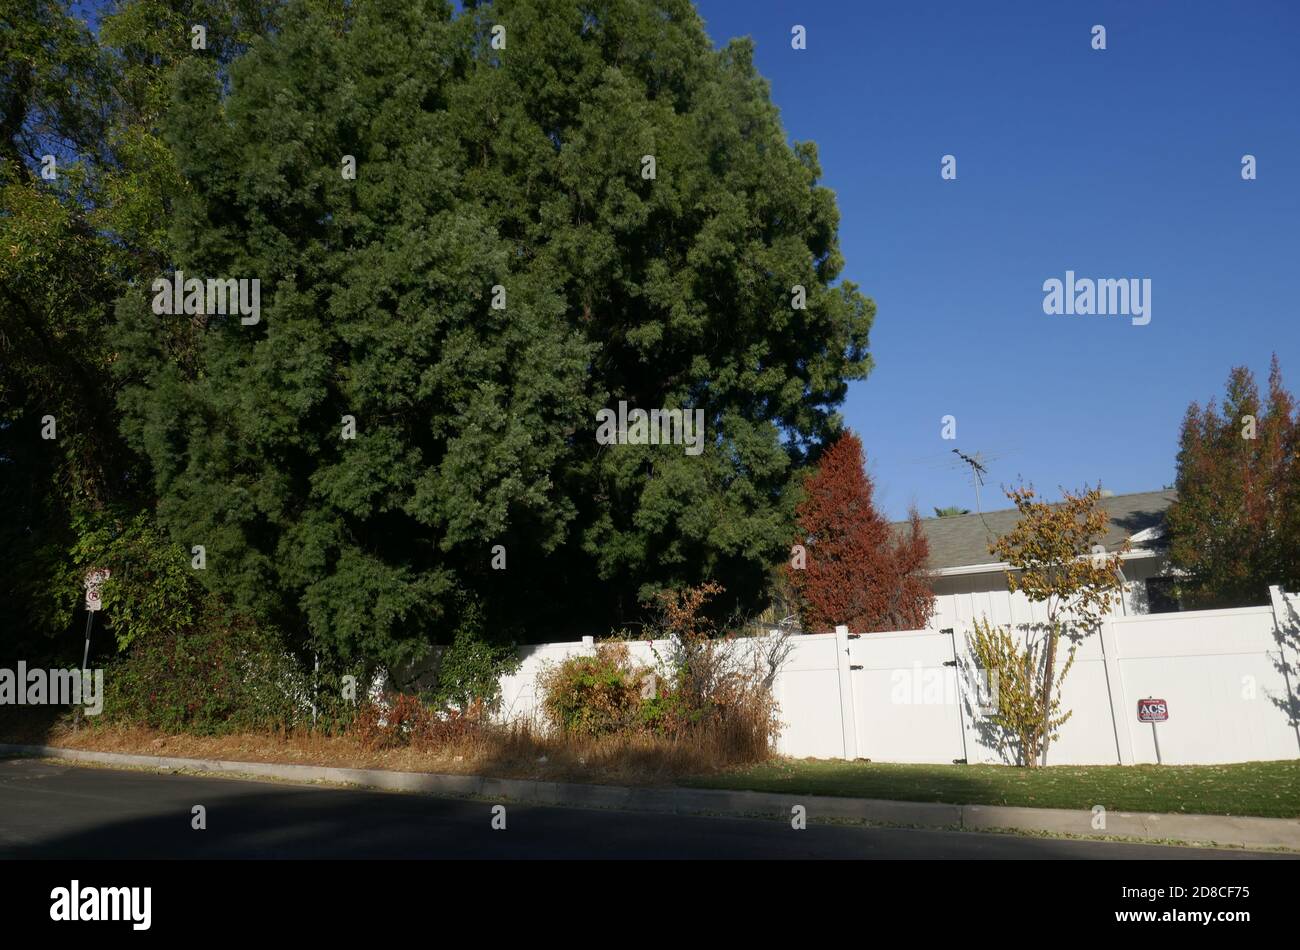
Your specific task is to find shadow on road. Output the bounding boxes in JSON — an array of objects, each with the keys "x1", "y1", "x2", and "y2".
[{"x1": 1, "y1": 759, "x2": 1292, "y2": 860}]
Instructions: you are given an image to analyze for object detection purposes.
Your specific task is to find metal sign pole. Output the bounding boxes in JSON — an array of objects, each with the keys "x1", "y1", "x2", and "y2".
[
  {"x1": 81, "y1": 609, "x2": 95, "y2": 671},
  {"x1": 73, "y1": 609, "x2": 95, "y2": 731},
  {"x1": 1137, "y1": 698, "x2": 1169, "y2": 763}
]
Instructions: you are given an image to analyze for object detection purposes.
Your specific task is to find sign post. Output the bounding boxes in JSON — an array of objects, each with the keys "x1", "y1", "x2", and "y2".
[
  {"x1": 82, "y1": 569, "x2": 110, "y2": 669},
  {"x1": 1137, "y1": 697, "x2": 1168, "y2": 764},
  {"x1": 75, "y1": 569, "x2": 111, "y2": 731}
]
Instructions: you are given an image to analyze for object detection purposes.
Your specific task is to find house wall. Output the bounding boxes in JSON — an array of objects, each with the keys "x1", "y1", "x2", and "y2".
[
  {"x1": 495, "y1": 586, "x2": 1300, "y2": 766},
  {"x1": 928, "y1": 554, "x2": 1167, "y2": 632}
]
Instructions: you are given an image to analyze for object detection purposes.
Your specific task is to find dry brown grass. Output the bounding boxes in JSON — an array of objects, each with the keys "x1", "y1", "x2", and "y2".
[{"x1": 1, "y1": 712, "x2": 773, "y2": 787}]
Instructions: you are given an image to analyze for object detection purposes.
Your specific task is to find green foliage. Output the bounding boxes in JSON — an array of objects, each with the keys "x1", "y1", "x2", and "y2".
[
  {"x1": 111, "y1": 0, "x2": 872, "y2": 665},
  {"x1": 4, "y1": 1, "x2": 871, "y2": 689},
  {"x1": 98, "y1": 612, "x2": 309, "y2": 734},
  {"x1": 0, "y1": 1, "x2": 249, "y2": 657},
  {"x1": 969, "y1": 616, "x2": 1075, "y2": 768},
  {"x1": 0, "y1": 150, "x2": 132, "y2": 656},
  {"x1": 0, "y1": 0, "x2": 109, "y2": 172},
  {"x1": 430, "y1": 609, "x2": 522, "y2": 713},
  {"x1": 305, "y1": 660, "x2": 367, "y2": 735},
  {"x1": 70, "y1": 507, "x2": 207, "y2": 651}
]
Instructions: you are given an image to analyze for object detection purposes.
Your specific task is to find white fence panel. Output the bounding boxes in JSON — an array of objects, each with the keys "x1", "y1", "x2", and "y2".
[
  {"x1": 1112, "y1": 606, "x2": 1298, "y2": 765},
  {"x1": 495, "y1": 587, "x2": 1300, "y2": 767},
  {"x1": 772, "y1": 633, "x2": 845, "y2": 758}
]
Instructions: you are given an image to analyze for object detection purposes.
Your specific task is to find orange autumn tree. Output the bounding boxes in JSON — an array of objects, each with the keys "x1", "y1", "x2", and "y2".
[{"x1": 788, "y1": 432, "x2": 934, "y2": 632}]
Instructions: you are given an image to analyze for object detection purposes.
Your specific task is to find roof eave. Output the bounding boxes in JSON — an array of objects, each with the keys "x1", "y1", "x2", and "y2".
[{"x1": 928, "y1": 547, "x2": 1164, "y2": 578}]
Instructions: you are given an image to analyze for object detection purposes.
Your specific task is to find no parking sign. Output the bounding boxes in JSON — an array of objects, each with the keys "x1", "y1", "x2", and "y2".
[
  {"x1": 84, "y1": 568, "x2": 111, "y2": 612},
  {"x1": 81, "y1": 568, "x2": 111, "y2": 674}
]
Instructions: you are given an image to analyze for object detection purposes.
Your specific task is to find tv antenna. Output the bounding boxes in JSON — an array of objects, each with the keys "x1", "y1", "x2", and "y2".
[{"x1": 952, "y1": 449, "x2": 995, "y2": 543}]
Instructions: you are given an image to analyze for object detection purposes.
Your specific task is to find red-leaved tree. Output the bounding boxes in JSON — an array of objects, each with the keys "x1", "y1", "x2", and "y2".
[
  {"x1": 1166, "y1": 355, "x2": 1300, "y2": 606},
  {"x1": 788, "y1": 432, "x2": 934, "y2": 632}
]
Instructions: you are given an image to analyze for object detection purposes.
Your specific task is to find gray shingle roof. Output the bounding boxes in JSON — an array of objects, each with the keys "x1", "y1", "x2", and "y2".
[{"x1": 898, "y1": 490, "x2": 1177, "y2": 571}]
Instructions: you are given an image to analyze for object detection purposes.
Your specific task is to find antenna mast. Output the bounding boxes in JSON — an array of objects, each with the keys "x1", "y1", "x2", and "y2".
[{"x1": 952, "y1": 449, "x2": 994, "y2": 543}]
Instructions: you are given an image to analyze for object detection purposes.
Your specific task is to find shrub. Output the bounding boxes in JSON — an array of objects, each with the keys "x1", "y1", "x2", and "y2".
[
  {"x1": 647, "y1": 582, "x2": 781, "y2": 757},
  {"x1": 539, "y1": 642, "x2": 655, "y2": 738},
  {"x1": 350, "y1": 695, "x2": 479, "y2": 751},
  {"x1": 71, "y1": 507, "x2": 210, "y2": 652},
  {"x1": 351, "y1": 694, "x2": 430, "y2": 750},
  {"x1": 536, "y1": 582, "x2": 784, "y2": 766},
  {"x1": 98, "y1": 610, "x2": 310, "y2": 735},
  {"x1": 655, "y1": 635, "x2": 780, "y2": 762},
  {"x1": 430, "y1": 611, "x2": 522, "y2": 715}
]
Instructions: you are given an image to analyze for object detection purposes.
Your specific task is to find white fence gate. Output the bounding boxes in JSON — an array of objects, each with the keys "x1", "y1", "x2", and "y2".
[{"x1": 847, "y1": 629, "x2": 967, "y2": 763}]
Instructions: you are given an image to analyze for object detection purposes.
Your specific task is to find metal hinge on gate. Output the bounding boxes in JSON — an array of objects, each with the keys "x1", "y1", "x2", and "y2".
[
  {"x1": 847, "y1": 633, "x2": 861, "y2": 640},
  {"x1": 952, "y1": 758, "x2": 968, "y2": 765},
  {"x1": 942, "y1": 660, "x2": 957, "y2": 667},
  {"x1": 849, "y1": 664, "x2": 863, "y2": 670}
]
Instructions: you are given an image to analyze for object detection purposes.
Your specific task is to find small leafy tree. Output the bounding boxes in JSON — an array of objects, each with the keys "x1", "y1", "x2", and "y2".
[
  {"x1": 986, "y1": 486, "x2": 1127, "y2": 765},
  {"x1": 646, "y1": 583, "x2": 779, "y2": 750},
  {"x1": 969, "y1": 616, "x2": 1075, "y2": 766},
  {"x1": 788, "y1": 432, "x2": 934, "y2": 632},
  {"x1": 650, "y1": 581, "x2": 725, "y2": 716}
]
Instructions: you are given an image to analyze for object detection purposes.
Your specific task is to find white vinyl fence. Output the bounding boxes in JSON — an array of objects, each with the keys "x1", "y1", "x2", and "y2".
[{"x1": 497, "y1": 586, "x2": 1300, "y2": 766}]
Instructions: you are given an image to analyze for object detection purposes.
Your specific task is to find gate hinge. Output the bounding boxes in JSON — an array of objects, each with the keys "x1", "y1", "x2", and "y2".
[
  {"x1": 952, "y1": 758, "x2": 968, "y2": 765},
  {"x1": 849, "y1": 664, "x2": 863, "y2": 671},
  {"x1": 942, "y1": 660, "x2": 957, "y2": 667}
]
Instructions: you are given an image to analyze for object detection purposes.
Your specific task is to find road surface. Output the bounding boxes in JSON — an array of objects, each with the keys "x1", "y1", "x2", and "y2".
[{"x1": 0, "y1": 757, "x2": 1291, "y2": 859}]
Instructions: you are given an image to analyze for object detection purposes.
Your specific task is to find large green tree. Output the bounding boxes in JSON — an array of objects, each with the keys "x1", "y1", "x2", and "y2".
[
  {"x1": 1, "y1": 0, "x2": 128, "y2": 656},
  {"x1": 0, "y1": 0, "x2": 279, "y2": 659},
  {"x1": 109, "y1": 0, "x2": 873, "y2": 667}
]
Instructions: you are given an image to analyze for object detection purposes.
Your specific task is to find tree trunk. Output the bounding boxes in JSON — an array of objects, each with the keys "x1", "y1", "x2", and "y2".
[{"x1": 1038, "y1": 623, "x2": 1060, "y2": 767}]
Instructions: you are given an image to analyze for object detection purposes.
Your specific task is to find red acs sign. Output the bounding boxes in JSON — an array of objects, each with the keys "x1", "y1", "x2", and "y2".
[{"x1": 1137, "y1": 698, "x2": 1168, "y2": 722}]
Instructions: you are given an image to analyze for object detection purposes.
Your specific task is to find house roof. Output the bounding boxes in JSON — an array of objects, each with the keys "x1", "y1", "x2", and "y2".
[{"x1": 898, "y1": 490, "x2": 1177, "y2": 573}]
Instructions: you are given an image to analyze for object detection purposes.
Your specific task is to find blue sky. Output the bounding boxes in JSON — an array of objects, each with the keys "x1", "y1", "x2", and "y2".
[{"x1": 695, "y1": 0, "x2": 1300, "y2": 519}]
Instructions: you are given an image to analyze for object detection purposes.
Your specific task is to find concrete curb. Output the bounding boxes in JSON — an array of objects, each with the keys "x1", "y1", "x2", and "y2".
[{"x1": 3, "y1": 743, "x2": 1297, "y2": 850}]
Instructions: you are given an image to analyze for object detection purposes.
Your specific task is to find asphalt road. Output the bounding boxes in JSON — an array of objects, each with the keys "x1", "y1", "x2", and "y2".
[{"x1": 0, "y1": 757, "x2": 1292, "y2": 859}]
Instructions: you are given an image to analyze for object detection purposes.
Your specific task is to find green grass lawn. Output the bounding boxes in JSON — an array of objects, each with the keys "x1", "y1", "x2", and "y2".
[{"x1": 682, "y1": 759, "x2": 1300, "y2": 818}]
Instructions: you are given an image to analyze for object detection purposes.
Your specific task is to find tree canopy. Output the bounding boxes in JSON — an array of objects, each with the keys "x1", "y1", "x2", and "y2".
[
  {"x1": 787, "y1": 431, "x2": 931, "y2": 633},
  {"x1": 1166, "y1": 356, "x2": 1299, "y2": 607},
  {"x1": 2, "y1": 0, "x2": 874, "y2": 669}
]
